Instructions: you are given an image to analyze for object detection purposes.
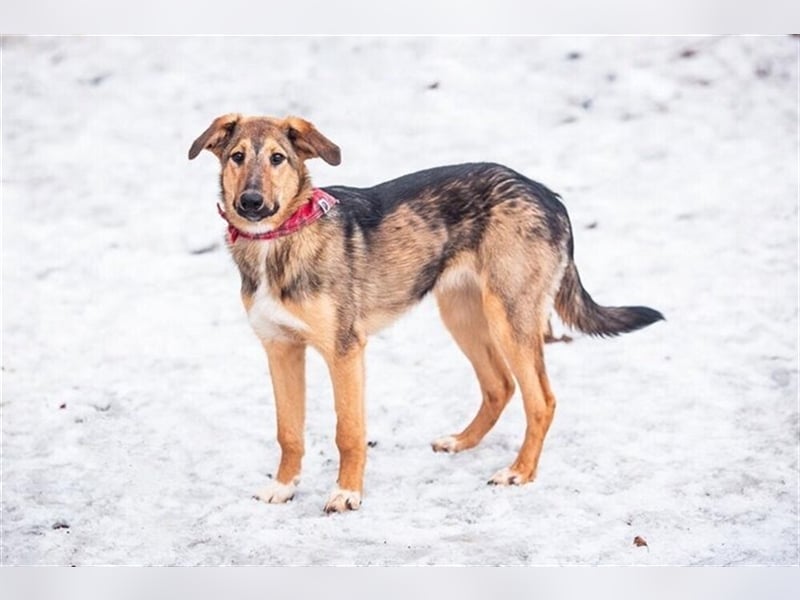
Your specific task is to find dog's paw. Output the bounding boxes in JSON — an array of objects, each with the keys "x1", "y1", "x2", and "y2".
[
  {"x1": 487, "y1": 467, "x2": 532, "y2": 486},
  {"x1": 253, "y1": 478, "x2": 298, "y2": 504},
  {"x1": 323, "y1": 488, "x2": 361, "y2": 514},
  {"x1": 431, "y1": 435, "x2": 462, "y2": 453}
]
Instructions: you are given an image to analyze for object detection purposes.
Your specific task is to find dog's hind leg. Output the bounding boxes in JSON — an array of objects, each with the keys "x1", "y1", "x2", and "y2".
[
  {"x1": 543, "y1": 318, "x2": 572, "y2": 344},
  {"x1": 482, "y1": 290, "x2": 557, "y2": 486},
  {"x1": 255, "y1": 340, "x2": 307, "y2": 504},
  {"x1": 431, "y1": 281, "x2": 516, "y2": 454}
]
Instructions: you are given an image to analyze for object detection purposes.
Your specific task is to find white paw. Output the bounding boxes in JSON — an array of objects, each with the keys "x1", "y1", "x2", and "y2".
[
  {"x1": 254, "y1": 478, "x2": 298, "y2": 504},
  {"x1": 323, "y1": 488, "x2": 361, "y2": 513},
  {"x1": 487, "y1": 467, "x2": 529, "y2": 486},
  {"x1": 431, "y1": 435, "x2": 461, "y2": 453}
]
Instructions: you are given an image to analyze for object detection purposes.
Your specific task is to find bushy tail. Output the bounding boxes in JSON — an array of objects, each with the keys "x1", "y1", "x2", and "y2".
[{"x1": 554, "y1": 260, "x2": 664, "y2": 337}]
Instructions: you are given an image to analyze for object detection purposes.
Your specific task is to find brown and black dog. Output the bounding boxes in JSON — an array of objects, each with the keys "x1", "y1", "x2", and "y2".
[{"x1": 189, "y1": 114, "x2": 663, "y2": 513}]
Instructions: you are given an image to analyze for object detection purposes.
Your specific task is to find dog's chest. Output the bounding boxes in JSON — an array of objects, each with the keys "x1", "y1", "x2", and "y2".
[
  {"x1": 247, "y1": 284, "x2": 308, "y2": 341},
  {"x1": 241, "y1": 245, "x2": 308, "y2": 341}
]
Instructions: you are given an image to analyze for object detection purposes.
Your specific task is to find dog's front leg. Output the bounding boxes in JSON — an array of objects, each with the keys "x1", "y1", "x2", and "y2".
[
  {"x1": 254, "y1": 340, "x2": 306, "y2": 504},
  {"x1": 323, "y1": 343, "x2": 366, "y2": 513}
]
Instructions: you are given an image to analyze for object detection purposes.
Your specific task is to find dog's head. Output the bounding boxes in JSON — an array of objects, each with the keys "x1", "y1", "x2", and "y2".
[{"x1": 189, "y1": 114, "x2": 340, "y2": 235}]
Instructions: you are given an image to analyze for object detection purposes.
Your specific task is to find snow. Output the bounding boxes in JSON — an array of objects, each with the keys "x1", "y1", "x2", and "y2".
[{"x1": 1, "y1": 36, "x2": 797, "y2": 566}]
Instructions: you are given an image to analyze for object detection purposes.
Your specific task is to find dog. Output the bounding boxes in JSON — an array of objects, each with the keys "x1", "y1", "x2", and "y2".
[{"x1": 188, "y1": 114, "x2": 663, "y2": 513}]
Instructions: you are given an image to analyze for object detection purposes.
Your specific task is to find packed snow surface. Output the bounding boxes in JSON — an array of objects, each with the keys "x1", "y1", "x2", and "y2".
[{"x1": 2, "y1": 36, "x2": 797, "y2": 565}]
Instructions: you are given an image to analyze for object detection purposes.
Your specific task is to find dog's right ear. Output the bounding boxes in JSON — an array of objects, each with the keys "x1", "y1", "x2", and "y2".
[{"x1": 188, "y1": 113, "x2": 241, "y2": 160}]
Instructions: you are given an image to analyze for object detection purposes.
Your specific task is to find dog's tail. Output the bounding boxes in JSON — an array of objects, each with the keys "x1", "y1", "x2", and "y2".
[{"x1": 553, "y1": 256, "x2": 664, "y2": 338}]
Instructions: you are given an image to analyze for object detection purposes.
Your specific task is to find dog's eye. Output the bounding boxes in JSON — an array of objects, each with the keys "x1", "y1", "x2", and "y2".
[
  {"x1": 270, "y1": 153, "x2": 286, "y2": 166},
  {"x1": 230, "y1": 151, "x2": 245, "y2": 165}
]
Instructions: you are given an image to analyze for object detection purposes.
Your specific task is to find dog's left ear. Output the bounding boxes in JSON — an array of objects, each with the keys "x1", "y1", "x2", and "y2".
[{"x1": 284, "y1": 116, "x2": 341, "y2": 166}]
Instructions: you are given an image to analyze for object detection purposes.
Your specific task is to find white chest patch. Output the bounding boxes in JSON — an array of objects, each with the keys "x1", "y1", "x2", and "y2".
[{"x1": 247, "y1": 284, "x2": 308, "y2": 341}]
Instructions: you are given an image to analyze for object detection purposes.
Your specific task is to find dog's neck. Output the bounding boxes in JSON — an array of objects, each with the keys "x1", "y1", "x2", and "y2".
[{"x1": 218, "y1": 188, "x2": 338, "y2": 244}]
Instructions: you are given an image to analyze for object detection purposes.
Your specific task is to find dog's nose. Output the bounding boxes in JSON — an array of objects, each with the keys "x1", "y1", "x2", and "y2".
[{"x1": 239, "y1": 191, "x2": 264, "y2": 212}]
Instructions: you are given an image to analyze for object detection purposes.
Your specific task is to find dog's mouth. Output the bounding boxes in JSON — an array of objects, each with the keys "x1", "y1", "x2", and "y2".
[{"x1": 235, "y1": 201, "x2": 280, "y2": 222}]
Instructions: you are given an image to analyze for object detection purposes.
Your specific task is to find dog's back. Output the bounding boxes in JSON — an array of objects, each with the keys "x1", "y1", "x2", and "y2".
[{"x1": 323, "y1": 162, "x2": 661, "y2": 340}]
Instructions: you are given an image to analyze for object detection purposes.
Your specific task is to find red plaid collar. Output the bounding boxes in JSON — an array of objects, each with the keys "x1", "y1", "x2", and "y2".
[{"x1": 217, "y1": 188, "x2": 338, "y2": 243}]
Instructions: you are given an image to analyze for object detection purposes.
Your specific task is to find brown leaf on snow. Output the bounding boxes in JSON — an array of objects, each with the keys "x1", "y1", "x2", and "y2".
[{"x1": 633, "y1": 536, "x2": 648, "y2": 548}]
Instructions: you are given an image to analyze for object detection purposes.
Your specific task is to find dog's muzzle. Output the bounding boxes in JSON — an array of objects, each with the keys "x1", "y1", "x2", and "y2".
[{"x1": 236, "y1": 190, "x2": 279, "y2": 221}]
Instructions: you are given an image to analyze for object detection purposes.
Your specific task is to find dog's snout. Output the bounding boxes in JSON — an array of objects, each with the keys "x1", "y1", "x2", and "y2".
[
  {"x1": 236, "y1": 190, "x2": 280, "y2": 221},
  {"x1": 239, "y1": 191, "x2": 264, "y2": 212}
]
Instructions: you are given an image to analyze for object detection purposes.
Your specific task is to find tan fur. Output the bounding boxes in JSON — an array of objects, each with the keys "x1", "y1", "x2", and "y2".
[
  {"x1": 432, "y1": 281, "x2": 516, "y2": 453},
  {"x1": 189, "y1": 114, "x2": 661, "y2": 513},
  {"x1": 263, "y1": 340, "x2": 306, "y2": 485}
]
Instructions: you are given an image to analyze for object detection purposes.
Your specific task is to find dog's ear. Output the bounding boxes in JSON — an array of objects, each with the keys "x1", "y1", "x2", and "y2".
[
  {"x1": 188, "y1": 113, "x2": 241, "y2": 160},
  {"x1": 284, "y1": 116, "x2": 341, "y2": 166}
]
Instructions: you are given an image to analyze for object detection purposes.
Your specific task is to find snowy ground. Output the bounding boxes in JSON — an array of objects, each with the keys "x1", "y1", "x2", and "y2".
[{"x1": 1, "y1": 36, "x2": 797, "y2": 566}]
